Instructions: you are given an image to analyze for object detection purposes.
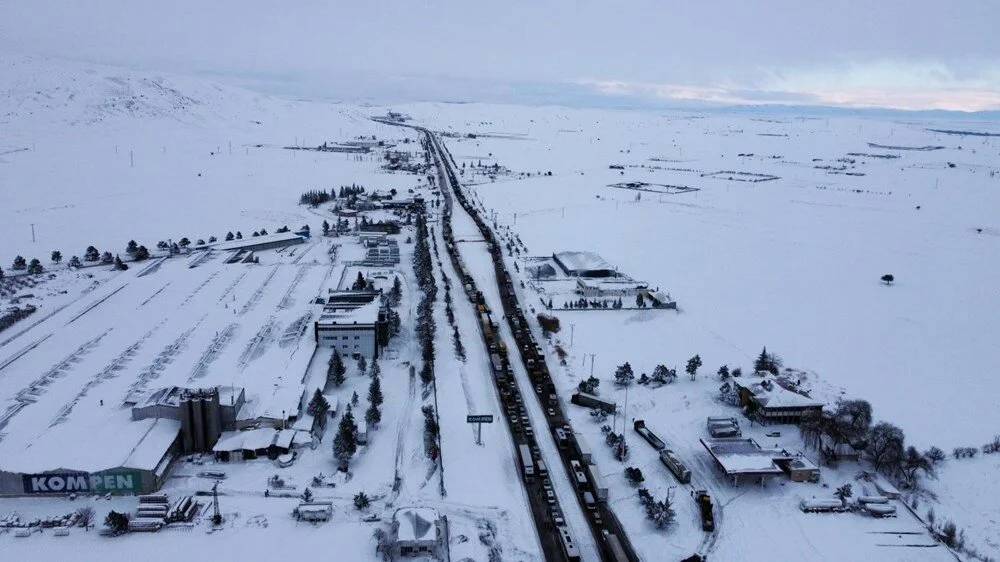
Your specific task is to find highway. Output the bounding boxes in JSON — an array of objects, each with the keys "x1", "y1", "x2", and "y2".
[{"x1": 388, "y1": 118, "x2": 641, "y2": 562}]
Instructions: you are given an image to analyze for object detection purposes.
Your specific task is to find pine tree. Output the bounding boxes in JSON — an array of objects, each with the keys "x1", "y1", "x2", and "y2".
[
  {"x1": 333, "y1": 406, "x2": 358, "y2": 463},
  {"x1": 0, "y1": 265, "x2": 4, "y2": 279},
  {"x1": 365, "y1": 403, "x2": 381, "y2": 427},
  {"x1": 225, "y1": 231, "x2": 235, "y2": 241},
  {"x1": 357, "y1": 354, "x2": 367, "y2": 376},
  {"x1": 126, "y1": 240, "x2": 138, "y2": 255},
  {"x1": 84, "y1": 246, "x2": 100, "y2": 261},
  {"x1": 100, "y1": 251, "x2": 114, "y2": 264},
  {"x1": 322, "y1": 220, "x2": 330, "y2": 235},
  {"x1": 614, "y1": 362, "x2": 635, "y2": 386},
  {"x1": 717, "y1": 365, "x2": 730, "y2": 380},
  {"x1": 328, "y1": 349, "x2": 346, "y2": 387},
  {"x1": 68, "y1": 256, "x2": 82, "y2": 268},
  {"x1": 307, "y1": 389, "x2": 329, "y2": 417},
  {"x1": 28, "y1": 258, "x2": 44, "y2": 275},
  {"x1": 113, "y1": 255, "x2": 128, "y2": 271},
  {"x1": 12, "y1": 255, "x2": 26, "y2": 270},
  {"x1": 685, "y1": 354, "x2": 702, "y2": 380},
  {"x1": 236, "y1": 231, "x2": 243, "y2": 239},
  {"x1": 351, "y1": 391, "x2": 359, "y2": 406},
  {"x1": 368, "y1": 373, "x2": 383, "y2": 407},
  {"x1": 51, "y1": 250, "x2": 62, "y2": 263},
  {"x1": 134, "y1": 246, "x2": 150, "y2": 260},
  {"x1": 353, "y1": 491, "x2": 370, "y2": 510}
]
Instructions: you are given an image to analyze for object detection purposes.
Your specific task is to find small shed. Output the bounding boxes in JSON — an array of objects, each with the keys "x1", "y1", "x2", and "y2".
[{"x1": 295, "y1": 502, "x2": 333, "y2": 522}]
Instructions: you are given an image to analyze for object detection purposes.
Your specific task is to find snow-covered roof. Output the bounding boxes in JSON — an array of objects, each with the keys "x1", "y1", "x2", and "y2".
[
  {"x1": 0, "y1": 414, "x2": 180, "y2": 474},
  {"x1": 318, "y1": 299, "x2": 381, "y2": 326},
  {"x1": 213, "y1": 232, "x2": 304, "y2": 251},
  {"x1": 700, "y1": 438, "x2": 785, "y2": 475},
  {"x1": 739, "y1": 376, "x2": 823, "y2": 409},
  {"x1": 394, "y1": 507, "x2": 439, "y2": 543},
  {"x1": 553, "y1": 251, "x2": 615, "y2": 274}
]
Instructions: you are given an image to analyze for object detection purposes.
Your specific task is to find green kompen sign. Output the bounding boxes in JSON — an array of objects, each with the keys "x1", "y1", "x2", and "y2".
[{"x1": 22, "y1": 470, "x2": 142, "y2": 495}]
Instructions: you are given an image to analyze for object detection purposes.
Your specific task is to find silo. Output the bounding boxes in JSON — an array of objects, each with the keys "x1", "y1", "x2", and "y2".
[
  {"x1": 191, "y1": 394, "x2": 206, "y2": 452},
  {"x1": 180, "y1": 391, "x2": 195, "y2": 453},
  {"x1": 204, "y1": 388, "x2": 222, "y2": 448}
]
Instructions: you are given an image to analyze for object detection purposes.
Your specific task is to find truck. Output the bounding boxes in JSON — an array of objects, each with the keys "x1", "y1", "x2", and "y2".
[
  {"x1": 633, "y1": 419, "x2": 666, "y2": 450},
  {"x1": 694, "y1": 490, "x2": 715, "y2": 532},
  {"x1": 659, "y1": 449, "x2": 691, "y2": 484},
  {"x1": 588, "y1": 464, "x2": 608, "y2": 502},
  {"x1": 518, "y1": 444, "x2": 535, "y2": 479},
  {"x1": 569, "y1": 460, "x2": 589, "y2": 487},
  {"x1": 576, "y1": 434, "x2": 594, "y2": 464},
  {"x1": 570, "y1": 392, "x2": 617, "y2": 413}
]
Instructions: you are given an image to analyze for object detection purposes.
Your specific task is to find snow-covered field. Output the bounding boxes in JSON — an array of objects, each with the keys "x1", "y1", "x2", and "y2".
[
  {"x1": 399, "y1": 102, "x2": 1000, "y2": 558},
  {"x1": 2, "y1": 51, "x2": 999, "y2": 561}
]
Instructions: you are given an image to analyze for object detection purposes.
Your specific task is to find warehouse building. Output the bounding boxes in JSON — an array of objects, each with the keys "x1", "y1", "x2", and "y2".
[
  {"x1": 553, "y1": 251, "x2": 617, "y2": 278},
  {"x1": 213, "y1": 231, "x2": 305, "y2": 253},
  {"x1": 0, "y1": 415, "x2": 181, "y2": 496}
]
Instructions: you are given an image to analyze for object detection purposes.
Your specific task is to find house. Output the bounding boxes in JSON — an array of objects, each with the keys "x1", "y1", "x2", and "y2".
[
  {"x1": 391, "y1": 507, "x2": 447, "y2": 559},
  {"x1": 734, "y1": 375, "x2": 824, "y2": 424}
]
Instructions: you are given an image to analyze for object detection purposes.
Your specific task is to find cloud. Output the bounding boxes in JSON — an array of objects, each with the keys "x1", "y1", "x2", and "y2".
[{"x1": 583, "y1": 60, "x2": 1000, "y2": 112}]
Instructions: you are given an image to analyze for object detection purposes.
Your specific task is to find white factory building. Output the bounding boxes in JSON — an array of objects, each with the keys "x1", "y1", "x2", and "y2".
[{"x1": 314, "y1": 290, "x2": 387, "y2": 359}]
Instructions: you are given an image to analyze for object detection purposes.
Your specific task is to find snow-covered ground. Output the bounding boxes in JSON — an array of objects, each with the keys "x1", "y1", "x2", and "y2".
[
  {"x1": 397, "y1": 102, "x2": 1000, "y2": 559},
  {"x1": 2, "y1": 50, "x2": 998, "y2": 560},
  {"x1": 1, "y1": 55, "x2": 543, "y2": 561}
]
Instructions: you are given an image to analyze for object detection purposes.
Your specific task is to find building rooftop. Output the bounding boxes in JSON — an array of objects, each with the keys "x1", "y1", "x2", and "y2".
[
  {"x1": 213, "y1": 232, "x2": 304, "y2": 251},
  {"x1": 318, "y1": 298, "x2": 381, "y2": 326},
  {"x1": 553, "y1": 251, "x2": 615, "y2": 274},
  {"x1": 739, "y1": 375, "x2": 824, "y2": 409},
  {"x1": 395, "y1": 507, "x2": 439, "y2": 543},
  {"x1": 700, "y1": 437, "x2": 786, "y2": 476}
]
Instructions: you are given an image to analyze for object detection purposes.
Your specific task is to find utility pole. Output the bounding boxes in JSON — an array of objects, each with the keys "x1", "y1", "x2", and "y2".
[
  {"x1": 570, "y1": 323, "x2": 575, "y2": 347},
  {"x1": 129, "y1": 149, "x2": 134, "y2": 168},
  {"x1": 30, "y1": 223, "x2": 35, "y2": 243}
]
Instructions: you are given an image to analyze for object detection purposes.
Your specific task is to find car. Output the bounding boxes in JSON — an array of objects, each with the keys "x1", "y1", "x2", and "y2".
[
  {"x1": 553, "y1": 514, "x2": 565, "y2": 526},
  {"x1": 546, "y1": 490, "x2": 556, "y2": 505},
  {"x1": 547, "y1": 408, "x2": 556, "y2": 417}
]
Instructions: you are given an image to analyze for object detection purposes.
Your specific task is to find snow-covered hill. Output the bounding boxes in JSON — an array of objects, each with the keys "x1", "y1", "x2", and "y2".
[{"x1": 0, "y1": 54, "x2": 404, "y2": 268}]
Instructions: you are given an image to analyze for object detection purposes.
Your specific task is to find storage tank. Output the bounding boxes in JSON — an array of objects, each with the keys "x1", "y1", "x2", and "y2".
[
  {"x1": 180, "y1": 393, "x2": 195, "y2": 452},
  {"x1": 191, "y1": 393, "x2": 206, "y2": 452},
  {"x1": 204, "y1": 388, "x2": 222, "y2": 448}
]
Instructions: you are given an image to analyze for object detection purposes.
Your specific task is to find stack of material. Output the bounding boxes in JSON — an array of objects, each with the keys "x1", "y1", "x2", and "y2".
[
  {"x1": 166, "y1": 496, "x2": 198, "y2": 523},
  {"x1": 131, "y1": 494, "x2": 169, "y2": 531}
]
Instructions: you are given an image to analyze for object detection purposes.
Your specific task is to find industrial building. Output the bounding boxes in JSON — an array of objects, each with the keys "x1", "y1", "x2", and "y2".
[
  {"x1": 130, "y1": 386, "x2": 245, "y2": 454},
  {"x1": 212, "y1": 231, "x2": 306, "y2": 253},
  {"x1": 391, "y1": 506, "x2": 447, "y2": 559},
  {"x1": 734, "y1": 376, "x2": 824, "y2": 424},
  {"x1": 314, "y1": 290, "x2": 388, "y2": 358},
  {"x1": 0, "y1": 416, "x2": 181, "y2": 496},
  {"x1": 552, "y1": 251, "x2": 617, "y2": 278}
]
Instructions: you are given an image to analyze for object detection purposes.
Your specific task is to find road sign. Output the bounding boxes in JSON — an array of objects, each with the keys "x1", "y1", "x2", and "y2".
[{"x1": 467, "y1": 414, "x2": 494, "y2": 444}]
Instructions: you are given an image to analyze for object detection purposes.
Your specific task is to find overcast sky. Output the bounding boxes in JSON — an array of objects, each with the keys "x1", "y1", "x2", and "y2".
[{"x1": 2, "y1": 0, "x2": 998, "y2": 111}]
